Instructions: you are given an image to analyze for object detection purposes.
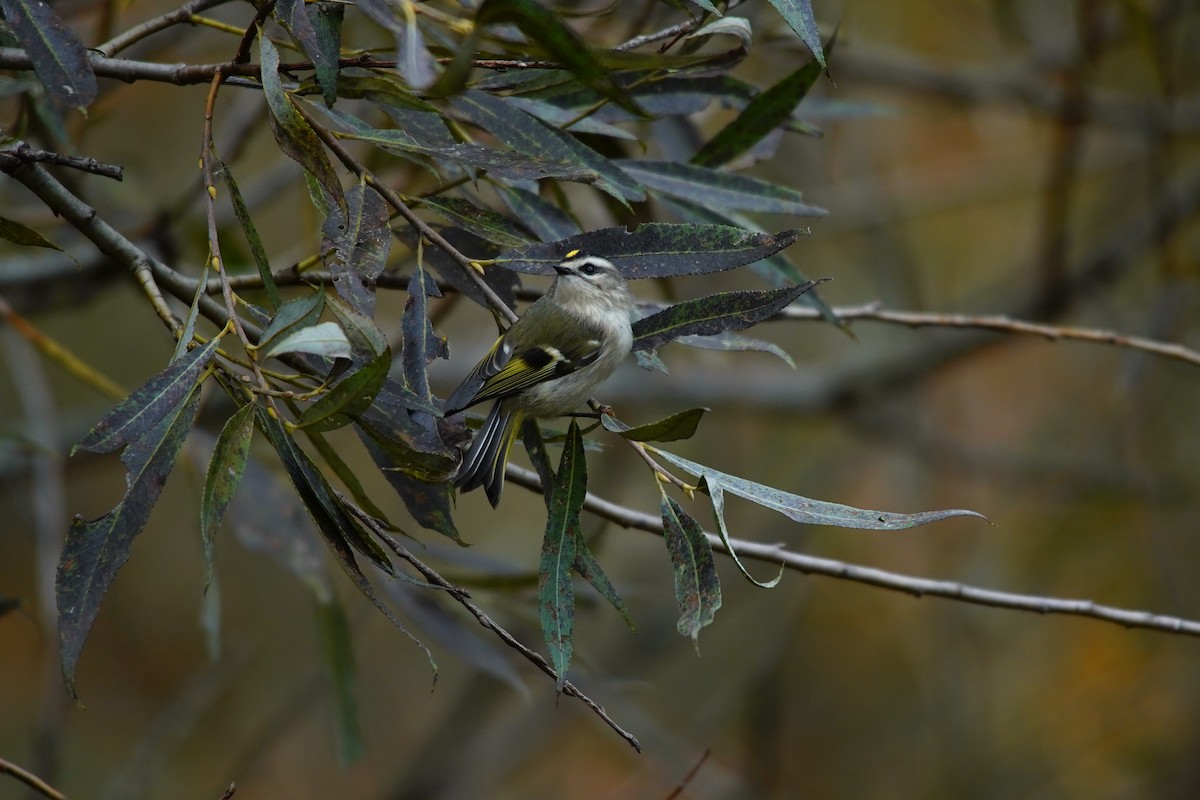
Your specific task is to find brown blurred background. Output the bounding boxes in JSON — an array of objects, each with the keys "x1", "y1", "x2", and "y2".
[{"x1": 3, "y1": 0, "x2": 1200, "y2": 797}]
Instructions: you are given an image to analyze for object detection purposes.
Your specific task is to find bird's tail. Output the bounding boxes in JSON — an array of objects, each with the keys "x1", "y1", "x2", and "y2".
[{"x1": 455, "y1": 401, "x2": 523, "y2": 507}]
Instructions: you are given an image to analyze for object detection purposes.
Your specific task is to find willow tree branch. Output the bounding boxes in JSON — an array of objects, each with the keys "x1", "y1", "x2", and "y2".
[
  {"x1": 504, "y1": 465, "x2": 1200, "y2": 639},
  {"x1": 94, "y1": 0, "x2": 233, "y2": 57},
  {"x1": 0, "y1": 142, "x2": 123, "y2": 180},
  {"x1": 0, "y1": 756, "x2": 66, "y2": 800}
]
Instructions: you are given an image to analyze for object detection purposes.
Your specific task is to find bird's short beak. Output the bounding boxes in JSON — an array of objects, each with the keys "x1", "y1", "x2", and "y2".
[{"x1": 553, "y1": 264, "x2": 572, "y2": 276}]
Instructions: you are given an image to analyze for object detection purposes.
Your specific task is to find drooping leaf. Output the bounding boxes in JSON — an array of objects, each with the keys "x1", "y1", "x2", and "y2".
[
  {"x1": 259, "y1": 34, "x2": 346, "y2": 215},
  {"x1": 539, "y1": 420, "x2": 586, "y2": 690},
  {"x1": 765, "y1": 0, "x2": 826, "y2": 69},
  {"x1": 677, "y1": 331, "x2": 795, "y2": 368},
  {"x1": 616, "y1": 160, "x2": 826, "y2": 217},
  {"x1": 322, "y1": 181, "x2": 390, "y2": 317},
  {"x1": 573, "y1": 533, "x2": 635, "y2": 630},
  {"x1": 497, "y1": 185, "x2": 582, "y2": 243},
  {"x1": 494, "y1": 222, "x2": 803, "y2": 278},
  {"x1": 295, "y1": 350, "x2": 391, "y2": 431},
  {"x1": 400, "y1": 264, "x2": 448, "y2": 404},
  {"x1": 75, "y1": 336, "x2": 221, "y2": 455},
  {"x1": 58, "y1": 385, "x2": 203, "y2": 695},
  {"x1": 706, "y1": 478, "x2": 783, "y2": 588},
  {"x1": 419, "y1": 195, "x2": 534, "y2": 248},
  {"x1": 660, "y1": 494, "x2": 721, "y2": 644},
  {"x1": 218, "y1": 158, "x2": 281, "y2": 309},
  {"x1": 362, "y1": 434, "x2": 461, "y2": 541},
  {"x1": 691, "y1": 59, "x2": 822, "y2": 168},
  {"x1": 356, "y1": 0, "x2": 438, "y2": 91},
  {"x1": 654, "y1": 448, "x2": 991, "y2": 530},
  {"x1": 473, "y1": 0, "x2": 642, "y2": 116},
  {"x1": 314, "y1": 595, "x2": 364, "y2": 765},
  {"x1": 631, "y1": 281, "x2": 824, "y2": 352},
  {"x1": 0, "y1": 0, "x2": 97, "y2": 112},
  {"x1": 257, "y1": 289, "x2": 326, "y2": 357},
  {"x1": 449, "y1": 90, "x2": 644, "y2": 203},
  {"x1": 276, "y1": 0, "x2": 343, "y2": 107},
  {"x1": 601, "y1": 408, "x2": 708, "y2": 443},
  {"x1": 200, "y1": 402, "x2": 256, "y2": 598},
  {"x1": 521, "y1": 419, "x2": 555, "y2": 506},
  {"x1": 0, "y1": 215, "x2": 64, "y2": 251}
]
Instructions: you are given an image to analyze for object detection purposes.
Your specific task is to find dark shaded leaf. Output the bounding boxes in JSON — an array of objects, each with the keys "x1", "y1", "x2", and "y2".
[
  {"x1": 540, "y1": 420, "x2": 585, "y2": 690},
  {"x1": 400, "y1": 264, "x2": 448, "y2": 404},
  {"x1": 257, "y1": 288, "x2": 325, "y2": 357},
  {"x1": 692, "y1": 59, "x2": 822, "y2": 168},
  {"x1": 449, "y1": 90, "x2": 644, "y2": 203},
  {"x1": 601, "y1": 408, "x2": 707, "y2": 443},
  {"x1": 655, "y1": 448, "x2": 991, "y2": 530},
  {"x1": 259, "y1": 35, "x2": 346, "y2": 215},
  {"x1": 495, "y1": 222, "x2": 803, "y2": 278},
  {"x1": 219, "y1": 158, "x2": 281, "y2": 309},
  {"x1": 322, "y1": 182, "x2": 390, "y2": 316},
  {"x1": 296, "y1": 350, "x2": 391, "y2": 431},
  {"x1": 420, "y1": 195, "x2": 533, "y2": 248},
  {"x1": 0, "y1": 215, "x2": 63, "y2": 251},
  {"x1": 521, "y1": 419, "x2": 555, "y2": 506},
  {"x1": 362, "y1": 434, "x2": 461, "y2": 541},
  {"x1": 399, "y1": 226, "x2": 518, "y2": 312},
  {"x1": 331, "y1": 74, "x2": 450, "y2": 146},
  {"x1": 75, "y1": 336, "x2": 221, "y2": 455},
  {"x1": 765, "y1": 0, "x2": 826, "y2": 69},
  {"x1": 0, "y1": 0, "x2": 96, "y2": 112},
  {"x1": 660, "y1": 494, "x2": 721, "y2": 643},
  {"x1": 706, "y1": 478, "x2": 783, "y2": 588},
  {"x1": 306, "y1": 429, "x2": 395, "y2": 526},
  {"x1": 276, "y1": 0, "x2": 342, "y2": 107},
  {"x1": 200, "y1": 403, "x2": 256, "y2": 600},
  {"x1": 325, "y1": 293, "x2": 389, "y2": 361},
  {"x1": 506, "y1": 95, "x2": 637, "y2": 140},
  {"x1": 497, "y1": 185, "x2": 581, "y2": 243},
  {"x1": 58, "y1": 385, "x2": 203, "y2": 695},
  {"x1": 314, "y1": 596, "x2": 363, "y2": 765},
  {"x1": 616, "y1": 160, "x2": 826, "y2": 216},
  {"x1": 474, "y1": 0, "x2": 641, "y2": 116},
  {"x1": 631, "y1": 281, "x2": 823, "y2": 352},
  {"x1": 573, "y1": 533, "x2": 634, "y2": 630}
]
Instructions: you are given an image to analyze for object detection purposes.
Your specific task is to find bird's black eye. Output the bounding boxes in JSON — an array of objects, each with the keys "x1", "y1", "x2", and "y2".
[{"x1": 580, "y1": 262, "x2": 597, "y2": 276}]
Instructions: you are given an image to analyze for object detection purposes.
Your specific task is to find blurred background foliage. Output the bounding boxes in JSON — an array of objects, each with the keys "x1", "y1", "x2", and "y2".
[{"x1": 2, "y1": 0, "x2": 1200, "y2": 798}]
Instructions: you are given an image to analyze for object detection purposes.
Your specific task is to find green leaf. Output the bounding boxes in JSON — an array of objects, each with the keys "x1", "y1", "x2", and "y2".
[
  {"x1": 521, "y1": 419, "x2": 555, "y2": 506},
  {"x1": 259, "y1": 34, "x2": 346, "y2": 215},
  {"x1": 765, "y1": 0, "x2": 826, "y2": 69},
  {"x1": 601, "y1": 408, "x2": 708, "y2": 443},
  {"x1": 706, "y1": 478, "x2": 783, "y2": 589},
  {"x1": 631, "y1": 281, "x2": 824, "y2": 352},
  {"x1": 419, "y1": 195, "x2": 534, "y2": 248},
  {"x1": 506, "y1": 96, "x2": 637, "y2": 141},
  {"x1": 660, "y1": 494, "x2": 721, "y2": 644},
  {"x1": 263, "y1": 321, "x2": 352, "y2": 361},
  {"x1": 200, "y1": 402, "x2": 256, "y2": 598},
  {"x1": 497, "y1": 186, "x2": 581, "y2": 243},
  {"x1": 677, "y1": 330, "x2": 796, "y2": 368},
  {"x1": 0, "y1": 215, "x2": 64, "y2": 251},
  {"x1": 295, "y1": 350, "x2": 391, "y2": 431},
  {"x1": 449, "y1": 90, "x2": 644, "y2": 203},
  {"x1": 0, "y1": 0, "x2": 97, "y2": 112},
  {"x1": 539, "y1": 419, "x2": 586, "y2": 690},
  {"x1": 58, "y1": 385, "x2": 203, "y2": 696},
  {"x1": 314, "y1": 595, "x2": 364, "y2": 765},
  {"x1": 494, "y1": 222, "x2": 803, "y2": 278},
  {"x1": 691, "y1": 59, "x2": 822, "y2": 168},
  {"x1": 325, "y1": 293, "x2": 389, "y2": 360},
  {"x1": 218, "y1": 158, "x2": 281, "y2": 309},
  {"x1": 654, "y1": 448, "x2": 992, "y2": 530},
  {"x1": 322, "y1": 181, "x2": 390, "y2": 317},
  {"x1": 474, "y1": 0, "x2": 642, "y2": 117},
  {"x1": 573, "y1": 533, "x2": 634, "y2": 630},
  {"x1": 75, "y1": 336, "x2": 221, "y2": 455},
  {"x1": 276, "y1": 0, "x2": 343, "y2": 107},
  {"x1": 257, "y1": 289, "x2": 326, "y2": 356},
  {"x1": 616, "y1": 160, "x2": 826, "y2": 217}
]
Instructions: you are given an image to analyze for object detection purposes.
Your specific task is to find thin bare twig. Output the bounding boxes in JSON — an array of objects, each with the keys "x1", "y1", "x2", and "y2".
[
  {"x1": 0, "y1": 142, "x2": 122, "y2": 180},
  {"x1": 95, "y1": 0, "x2": 233, "y2": 57},
  {"x1": 0, "y1": 756, "x2": 66, "y2": 800},
  {"x1": 504, "y1": 465, "x2": 1200, "y2": 639}
]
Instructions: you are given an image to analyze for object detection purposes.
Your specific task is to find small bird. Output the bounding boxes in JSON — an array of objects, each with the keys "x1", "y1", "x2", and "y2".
[{"x1": 444, "y1": 251, "x2": 635, "y2": 507}]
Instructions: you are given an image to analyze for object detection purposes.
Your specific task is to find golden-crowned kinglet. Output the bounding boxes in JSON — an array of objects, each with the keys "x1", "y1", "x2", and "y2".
[{"x1": 444, "y1": 252, "x2": 634, "y2": 506}]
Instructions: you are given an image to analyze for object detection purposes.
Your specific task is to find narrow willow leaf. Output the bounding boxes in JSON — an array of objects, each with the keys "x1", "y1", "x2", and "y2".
[
  {"x1": 616, "y1": 160, "x2": 826, "y2": 217},
  {"x1": 361, "y1": 434, "x2": 461, "y2": 541},
  {"x1": 400, "y1": 264, "x2": 447, "y2": 405},
  {"x1": 475, "y1": 0, "x2": 641, "y2": 117},
  {"x1": 357, "y1": 0, "x2": 438, "y2": 91},
  {"x1": 76, "y1": 336, "x2": 221, "y2": 455},
  {"x1": 314, "y1": 596, "x2": 364, "y2": 765},
  {"x1": 495, "y1": 222, "x2": 802, "y2": 278},
  {"x1": 419, "y1": 195, "x2": 533, "y2": 248},
  {"x1": 631, "y1": 282, "x2": 823, "y2": 352},
  {"x1": 692, "y1": 59, "x2": 822, "y2": 168},
  {"x1": 601, "y1": 408, "x2": 707, "y2": 443},
  {"x1": 357, "y1": 378, "x2": 453, "y2": 456},
  {"x1": 322, "y1": 182, "x2": 390, "y2": 317},
  {"x1": 540, "y1": 420, "x2": 586, "y2": 690},
  {"x1": 688, "y1": 16, "x2": 752, "y2": 49},
  {"x1": 219, "y1": 158, "x2": 281, "y2": 309},
  {"x1": 655, "y1": 448, "x2": 991, "y2": 530},
  {"x1": 263, "y1": 320, "x2": 352, "y2": 361},
  {"x1": 574, "y1": 533, "x2": 635, "y2": 630},
  {"x1": 173, "y1": 256, "x2": 209, "y2": 363},
  {"x1": 449, "y1": 90, "x2": 644, "y2": 203},
  {"x1": 259, "y1": 34, "x2": 346, "y2": 215},
  {"x1": 506, "y1": 96, "x2": 637, "y2": 140},
  {"x1": 276, "y1": 0, "x2": 342, "y2": 107},
  {"x1": 706, "y1": 478, "x2": 783, "y2": 588},
  {"x1": 306, "y1": 429, "x2": 394, "y2": 526},
  {"x1": 0, "y1": 216, "x2": 64, "y2": 251},
  {"x1": 200, "y1": 403, "x2": 256, "y2": 597},
  {"x1": 521, "y1": 419, "x2": 555, "y2": 506},
  {"x1": 296, "y1": 350, "x2": 391, "y2": 431},
  {"x1": 677, "y1": 331, "x2": 795, "y2": 368},
  {"x1": 765, "y1": 0, "x2": 826, "y2": 69},
  {"x1": 257, "y1": 290, "x2": 325, "y2": 356},
  {"x1": 497, "y1": 186, "x2": 581, "y2": 243},
  {"x1": 325, "y1": 293, "x2": 389, "y2": 360},
  {"x1": 58, "y1": 385, "x2": 203, "y2": 696},
  {"x1": 0, "y1": 0, "x2": 97, "y2": 112},
  {"x1": 660, "y1": 494, "x2": 721, "y2": 644}
]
